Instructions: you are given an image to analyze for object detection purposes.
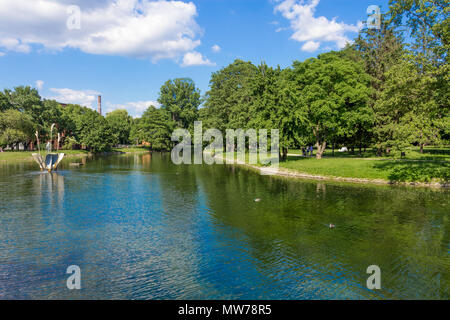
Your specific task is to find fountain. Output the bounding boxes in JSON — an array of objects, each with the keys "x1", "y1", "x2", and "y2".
[{"x1": 32, "y1": 124, "x2": 65, "y2": 172}]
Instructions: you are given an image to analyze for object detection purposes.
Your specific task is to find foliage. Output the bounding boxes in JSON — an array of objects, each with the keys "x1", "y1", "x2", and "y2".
[
  {"x1": 76, "y1": 108, "x2": 118, "y2": 152},
  {"x1": 290, "y1": 52, "x2": 371, "y2": 159},
  {"x1": 158, "y1": 78, "x2": 201, "y2": 130},
  {"x1": 131, "y1": 106, "x2": 173, "y2": 151},
  {"x1": 202, "y1": 60, "x2": 259, "y2": 131},
  {"x1": 0, "y1": 109, "x2": 35, "y2": 148},
  {"x1": 106, "y1": 109, "x2": 133, "y2": 145}
]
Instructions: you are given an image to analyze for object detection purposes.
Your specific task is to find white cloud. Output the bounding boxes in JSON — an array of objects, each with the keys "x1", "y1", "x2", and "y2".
[
  {"x1": 0, "y1": 52, "x2": 5, "y2": 57},
  {"x1": 301, "y1": 41, "x2": 320, "y2": 52},
  {"x1": 275, "y1": 27, "x2": 288, "y2": 33},
  {"x1": 47, "y1": 88, "x2": 100, "y2": 109},
  {"x1": 105, "y1": 100, "x2": 160, "y2": 117},
  {"x1": 0, "y1": 0, "x2": 204, "y2": 63},
  {"x1": 0, "y1": 38, "x2": 30, "y2": 53},
  {"x1": 182, "y1": 51, "x2": 215, "y2": 67},
  {"x1": 36, "y1": 80, "x2": 44, "y2": 91},
  {"x1": 46, "y1": 86, "x2": 158, "y2": 117},
  {"x1": 211, "y1": 44, "x2": 221, "y2": 53},
  {"x1": 274, "y1": 0, "x2": 359, "y2": 52}
]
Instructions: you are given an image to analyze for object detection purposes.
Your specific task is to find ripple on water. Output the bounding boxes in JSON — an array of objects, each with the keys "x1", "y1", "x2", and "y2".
[{"x1": 0, "y1": 154, "x2": 448, "y2": 299}]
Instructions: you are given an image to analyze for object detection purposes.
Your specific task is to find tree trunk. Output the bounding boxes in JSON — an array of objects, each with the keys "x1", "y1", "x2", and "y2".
[
  {"x1": 420, "y1": 143, "x2": 424, "y2": 153},
  {"x1": 377, "y1": 147, "x2": 382, "y2": 157},
  {"x1": 282, "y1": 147, "x2": 288, "y2": 160},
  {"x1": 316, "y1": 141, "x2": 327, "y2": 159}
]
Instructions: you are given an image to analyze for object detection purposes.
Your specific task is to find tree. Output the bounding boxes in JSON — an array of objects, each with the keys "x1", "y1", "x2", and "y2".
[
  {"x1": 291, "y1": 52, "x2": 371, "y2": 159},
  {"x1": 132, "y1": 106, "x2": 173, "y2": 151},
  {"x1": 106, "y1": 109, "x2": 133, "y2": 145},
  {"x1": 158, "y1": 78, "x2": 201, "y2": 129},
  {"x1": 375, "y1": 58, "x2": 444, "y2": 153},
  {"x1": 54, "y1": 103, "x2": 117, "y2": 152},
  {"x1": 248, "y1": 63, "x2": 303, "y2": 159},
  {"x1": 388, "y1": 0, "x2": 449, "y2": 66},
  {"x1": 202, "y1": 60, "x2": 259, "y2": 131},
  {"x1": 378, "y1": 1, "x2": 450, "y2": 153},
  {"x1": 0, "y1": 109, "x2": 35, "y2": 150},
  {"x1": 0, "y1": 91, "x2": 11, "y2": 112},
  {"x1": 354, "y1": 18, "x2": 405, "y2": 155},
  {"x1": 4, "y1": 86, "x2": 45, "y2": 125},
  {"x1": 77, "y1": 109, "x2": 117, "y2": 152}
]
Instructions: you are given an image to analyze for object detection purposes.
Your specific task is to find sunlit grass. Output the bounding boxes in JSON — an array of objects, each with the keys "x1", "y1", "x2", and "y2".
[
  {"x1": 280, "y1": 157, "x2": 449, "y2": 183},
  {"x1": 289, "y1": 146, "x2": 450, "y2": 161},
  {"x1": 0, "y1": 147, "x2": 149, "y2": 161}
]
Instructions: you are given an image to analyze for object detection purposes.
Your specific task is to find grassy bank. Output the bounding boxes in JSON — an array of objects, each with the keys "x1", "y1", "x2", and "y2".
[
  {"x1": 280, "y1": 157, "x2": 449, "y2": 184},
  {"x1": 289, "y1": 146, "x2": 450, "y2": 161},
  {"x1": 0, "y1": 147, "x2": 150, "y2": 162},
  {"x1": 214, "y1": 148, "x2": 449, "y2": 186}
]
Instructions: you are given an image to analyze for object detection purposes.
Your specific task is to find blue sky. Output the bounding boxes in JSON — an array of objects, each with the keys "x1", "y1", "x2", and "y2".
[{"x1": 0, "y1": 0, "x2": 388, "y2": 117}]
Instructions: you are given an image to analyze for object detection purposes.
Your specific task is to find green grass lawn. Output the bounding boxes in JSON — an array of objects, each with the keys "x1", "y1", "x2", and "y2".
[
  {"x1": 280, "y1": 157, "x2": 449, "y2": 183},
  {"x1": 113, "y1": 147, "x2": 150, "y2": 153},
  {"x1": 289, "y1": 146, "x2": 450, "y2": 161},
  {"x1": 219, "y1": 148, "x2": 449, "y2": 184},
  {"x1": 0, "y1": 150, "x2": 91, "y2": 161},
  {"x1": 0, "y1": 147, "x2": 149, "y2": 161}
]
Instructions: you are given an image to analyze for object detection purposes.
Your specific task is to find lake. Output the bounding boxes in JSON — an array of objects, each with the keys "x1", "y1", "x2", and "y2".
[{"x1": 0, "y1": 153, "x2": 448, "y2": 299}]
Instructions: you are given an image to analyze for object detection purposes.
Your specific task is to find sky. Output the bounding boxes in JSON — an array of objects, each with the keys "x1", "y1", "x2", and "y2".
[{"x1": 0, "y1": 0, "x2": 389, "y2": 117}]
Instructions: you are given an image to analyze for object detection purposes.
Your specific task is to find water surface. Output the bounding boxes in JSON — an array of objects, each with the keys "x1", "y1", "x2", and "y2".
[{"x1": 0, "y1": 153, "x2": 448, "y2": 299}]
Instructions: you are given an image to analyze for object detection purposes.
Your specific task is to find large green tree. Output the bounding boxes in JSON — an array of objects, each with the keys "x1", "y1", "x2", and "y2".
[
  {"x1": 291, "y1": 52, "x2": 371, "y2": 159},
  {"x1": 247, "y1": 63, "x2": 303, "y2": 159},
  {"x1": 77, "y1": 109, "x2": 117, "y2": 152},
  {"x1": 202, "y1": 60, "x2": 259, "y2": 131},
  {"x1": 354, "y1": 18, "x2": 405, "y2": 155},
  {"x1": 106, "y1": 109, "x2": 133, "y2": 145},
  {"x1": 0, "y1": 109, "x2": 35, "y2": 150},
  {"x1": 131, "y1": 106, "x2": 173, "y2": 151},
  {"x1": 158, "y1": 78, "x2": 201, "y2": 129}
]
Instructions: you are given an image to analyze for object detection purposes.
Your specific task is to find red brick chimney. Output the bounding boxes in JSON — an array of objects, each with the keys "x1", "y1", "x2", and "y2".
[{"x1": 97, "y1": 95, "x2": 102, "y2": 115}]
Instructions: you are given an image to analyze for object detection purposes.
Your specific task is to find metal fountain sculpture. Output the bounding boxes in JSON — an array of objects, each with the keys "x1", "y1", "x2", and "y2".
[{"x1": 32, "y1": 124, "x2": 65, "y2": 172}]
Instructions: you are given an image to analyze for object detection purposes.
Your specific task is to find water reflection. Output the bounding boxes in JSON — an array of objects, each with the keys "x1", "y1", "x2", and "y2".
[{"x1": 0, "y1": 153, "x2": 448, "y2": 299}]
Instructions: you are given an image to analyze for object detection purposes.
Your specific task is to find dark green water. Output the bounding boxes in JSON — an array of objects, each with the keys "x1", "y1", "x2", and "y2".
[{"x1": 0, "y1": 153, "x2": 448, "y2": 299}]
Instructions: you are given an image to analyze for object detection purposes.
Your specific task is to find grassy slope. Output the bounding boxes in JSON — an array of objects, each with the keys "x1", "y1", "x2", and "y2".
[
  {"x1": 280, "y1": 157, "x2": 449, "y2": 183},
  {"x1": 282, "y1": 147, "x2": 450, "y2": 183},
  {"x1": 289, "y1": 147, "x2": 450, "y2": 161}
]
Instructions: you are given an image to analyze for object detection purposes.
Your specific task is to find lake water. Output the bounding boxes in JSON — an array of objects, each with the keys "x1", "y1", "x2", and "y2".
[{"x1": 0, "y1": 153, "x2": 448, "y2": 299}]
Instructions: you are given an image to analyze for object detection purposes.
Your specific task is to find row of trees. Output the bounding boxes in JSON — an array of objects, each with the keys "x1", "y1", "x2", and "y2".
[
  {"x1": 0, "y1": 88, "x2": 119, "y2": 152},
  {"x1": 1, "y1": 0, "x2": 448, "y2": 158},
  {"x1": 131, "y1": 0, "x2": 449, "y2": 159}
]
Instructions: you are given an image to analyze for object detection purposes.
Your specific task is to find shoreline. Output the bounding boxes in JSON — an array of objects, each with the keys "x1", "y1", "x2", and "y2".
[
  {"x1": 2, "y1": 150, "x2": 448, "y2": 189},
  {"x1": 212, "y1": 154, "x2": 449, "y2": 189},
  {"x1": 0, "y1": 149, "x2": 150, "y2": 162}
]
